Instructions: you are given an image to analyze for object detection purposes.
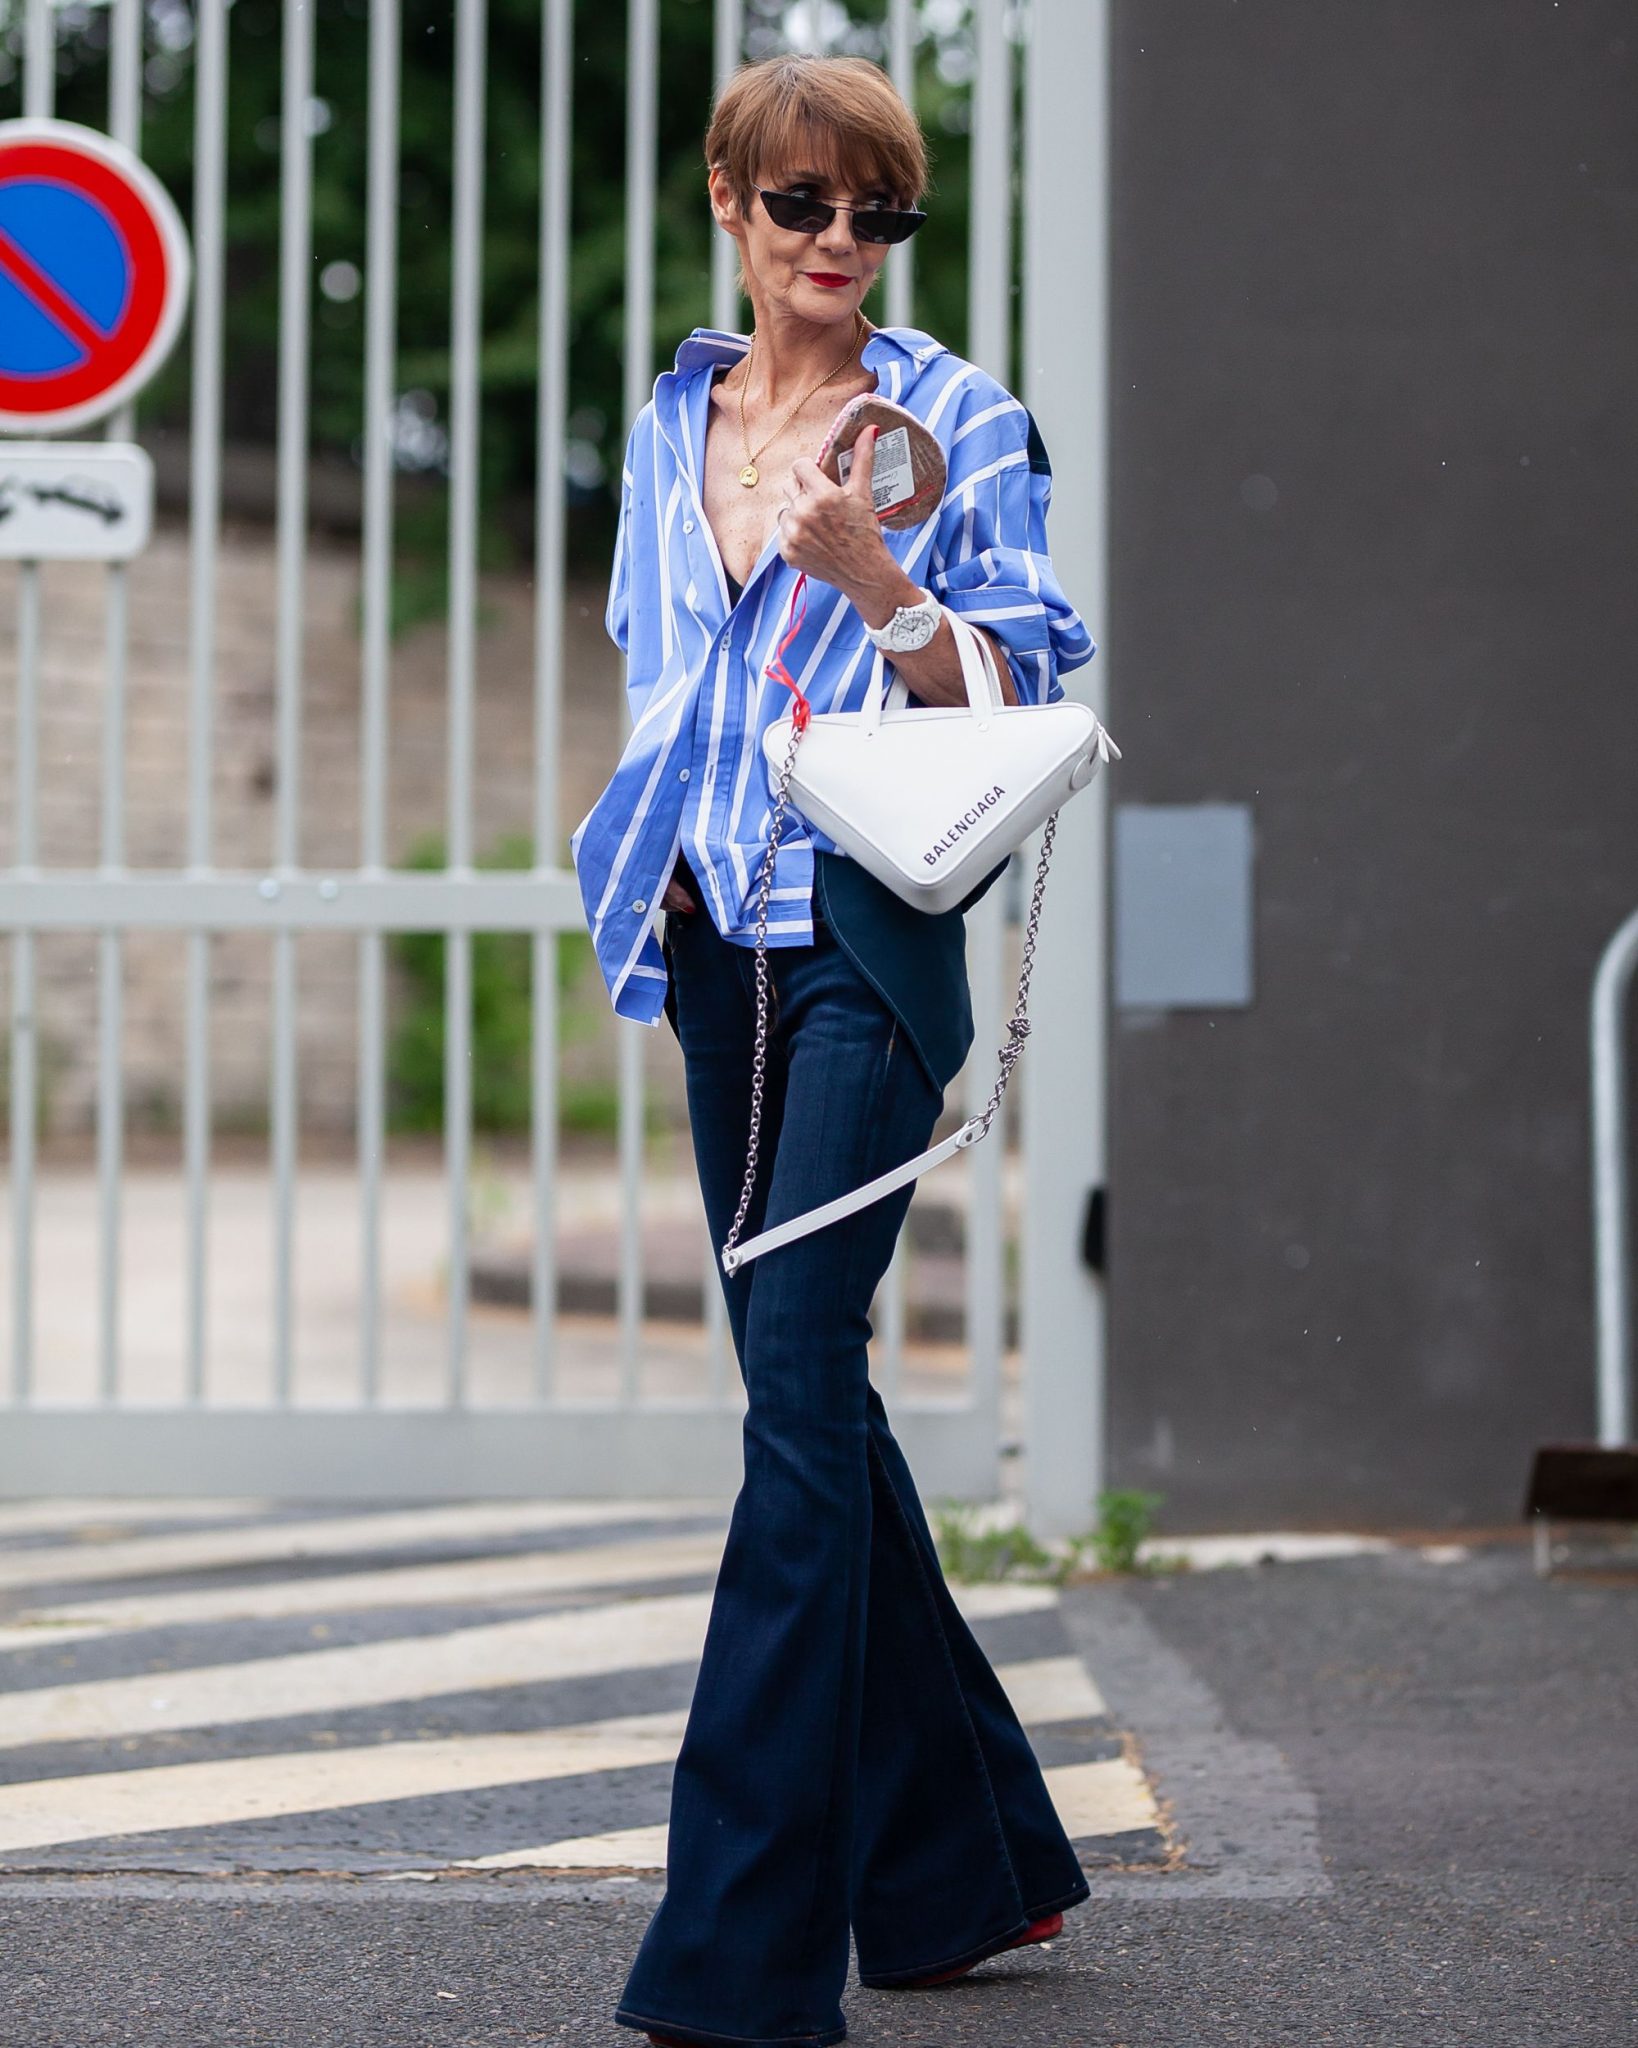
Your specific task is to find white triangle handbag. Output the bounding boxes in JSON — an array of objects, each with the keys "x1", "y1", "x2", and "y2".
[{"x1": 717, "y1": 603, "x2": 1120, "y2": 1275}]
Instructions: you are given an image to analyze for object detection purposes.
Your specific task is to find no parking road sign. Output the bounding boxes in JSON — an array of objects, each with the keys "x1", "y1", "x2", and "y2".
[{"x1": 0, "y1": 119, "x2": 191, "y2": 435}]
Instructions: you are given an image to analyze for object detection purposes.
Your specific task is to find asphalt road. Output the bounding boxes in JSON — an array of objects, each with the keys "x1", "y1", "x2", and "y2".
[{"x1": 0, "y1": 1520, "x2": 1632, "y2": 2046}]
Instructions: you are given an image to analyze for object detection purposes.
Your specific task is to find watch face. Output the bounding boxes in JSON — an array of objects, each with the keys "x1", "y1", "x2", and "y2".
[{"x1": 888, "y1": 607, "x2": 937, "y2": 650}]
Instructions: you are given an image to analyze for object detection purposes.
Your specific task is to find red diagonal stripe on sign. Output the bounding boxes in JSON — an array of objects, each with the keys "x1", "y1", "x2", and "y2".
[{"x1": 0, "y1": 222, "x2": 109, "y2": 358}]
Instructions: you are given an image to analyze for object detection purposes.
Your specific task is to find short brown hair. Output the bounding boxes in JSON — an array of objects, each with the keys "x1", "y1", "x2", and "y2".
[{"x1": 705, "y1": 54, "x2": 931, "y2": 218}]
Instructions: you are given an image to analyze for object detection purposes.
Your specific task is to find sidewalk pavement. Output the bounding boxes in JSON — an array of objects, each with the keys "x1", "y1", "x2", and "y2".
[{"x1": 0, "y1": 1498, "x2": 1631, "y2": 2045}]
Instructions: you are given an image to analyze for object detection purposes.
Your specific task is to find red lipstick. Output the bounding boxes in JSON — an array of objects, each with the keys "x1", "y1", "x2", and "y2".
[{"x1": 806, "y1": 273, "x2": 852, "y2": 288}]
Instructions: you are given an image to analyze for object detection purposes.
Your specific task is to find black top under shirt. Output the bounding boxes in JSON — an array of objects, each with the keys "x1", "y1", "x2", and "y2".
[{"x1": 714, "y1": 373, "x2": 747, "y2": 609}]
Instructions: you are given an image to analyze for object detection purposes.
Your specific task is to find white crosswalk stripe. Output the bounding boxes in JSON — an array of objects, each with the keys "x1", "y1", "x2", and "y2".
[
  {"x1": 0, "y1": 1530, "x2": 731, "y2": 1652},
  {"x1": 0, "y1": 1500, "x2": 276, "y2": 1538},
  {"x1": 0, "y1": 1712, "x2": 691, "y2": 1857},
  {"x1": 454, "y1": 1752, "x2": 1159, "y2": 1873},
  {"x1": 0, "y1": 1592, "x2": 721, "y2": 1749},
  {"x1": 0, "y1": 1501, "x2": 1163, "y2": 1872},
  {"x1": 0, "y1": 1499, "x2": 721, "y2": 1594}
]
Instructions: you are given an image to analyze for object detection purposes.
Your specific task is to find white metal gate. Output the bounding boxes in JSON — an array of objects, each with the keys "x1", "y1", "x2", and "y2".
[{"x1": 0, "y1": 0, "x2": 1110, "y2": 1533}]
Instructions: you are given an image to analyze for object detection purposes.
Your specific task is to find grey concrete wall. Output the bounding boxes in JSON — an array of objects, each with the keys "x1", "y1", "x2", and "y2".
[{"x1": 1105, "y1": 2, "x2": 1638, "y2": 1527}]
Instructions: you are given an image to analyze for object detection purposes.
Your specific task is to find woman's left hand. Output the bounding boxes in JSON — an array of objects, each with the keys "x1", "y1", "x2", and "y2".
[{"x1": 776, "y1": 427, "x2": 892, "y2": 595}]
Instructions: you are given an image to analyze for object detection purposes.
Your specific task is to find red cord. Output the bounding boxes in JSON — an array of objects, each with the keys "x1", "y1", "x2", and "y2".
[
  {"x1": 766, "y1": 571, "x2": 812, "y2": 730},
  {"x1": 763, "y1": 450, "x2": 895, "y2": 733}
]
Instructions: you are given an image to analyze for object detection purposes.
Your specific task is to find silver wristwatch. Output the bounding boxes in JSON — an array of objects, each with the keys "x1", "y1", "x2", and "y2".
[{"x1": 863, "y1": 586, "x2": 943, "y2": 653}]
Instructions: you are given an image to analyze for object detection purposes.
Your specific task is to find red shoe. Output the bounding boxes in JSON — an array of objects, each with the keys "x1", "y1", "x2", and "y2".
[{"x1": 897, "y1": 1909, "x2": 1064, "y2": 1987}]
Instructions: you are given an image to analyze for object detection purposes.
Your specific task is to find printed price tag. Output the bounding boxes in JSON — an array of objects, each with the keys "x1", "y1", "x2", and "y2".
[{"x1": 839, "y1": 425, "x2": 915, "y2": 518}]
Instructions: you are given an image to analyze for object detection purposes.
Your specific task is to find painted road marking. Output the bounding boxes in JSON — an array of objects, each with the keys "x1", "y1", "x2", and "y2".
[
  {"x1": 450, "y1": 1671, "x2": 1134, "y2": 1873},
  {"x1": 0, "y1": 1591, "x2": 718, "y2": 1749},
  {"x1": 0, "y1": 1530, "x2": 732, "y2": 1651},
  {"x1": 982, "y1": 1651, "x2": 1107, "y2": 1724},
  {"x1": 0, "y1": 1656, "x2": 1135, "y2": 1861},
  {"x1": 0, "y1": 1581, "x2": 1078, "y2": 1751},
  {"x1": 449, "y1": 1752, "x2": 1159, "y2": 1872},
  {"x1": 1043, "y1": 1757, "x2": 1162, "y2": 1840},
  {"x1": 456, "y1": 1824, "x2": 672, "y2": 1870},
  {"x1": 0, "y1": 1500, "x2": 269, "y2": 1538},
  {"x1": 0, "y1": 1545, "x2": 1057, "y2": 1653},
  {"x1": 0, "y1": 1500, "x2": 1152, "y2": 1877},
  {"x1": 0, "y1": 1711, "x2": 690, "y2": 1858},
  {"x1": 0, "y1": 1498, "x2": 724, "y2": 1594}
]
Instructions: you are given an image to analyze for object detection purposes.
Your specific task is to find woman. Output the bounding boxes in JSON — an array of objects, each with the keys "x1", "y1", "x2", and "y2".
[{"x1": 569, "y1": 51, "x2": 1097, "y2": 2048}]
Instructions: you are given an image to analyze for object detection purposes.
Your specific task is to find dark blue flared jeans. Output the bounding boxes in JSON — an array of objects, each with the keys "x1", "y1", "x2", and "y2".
[{"x1": 612, "y1": 879, "x2": 1090, "y2": 2048}]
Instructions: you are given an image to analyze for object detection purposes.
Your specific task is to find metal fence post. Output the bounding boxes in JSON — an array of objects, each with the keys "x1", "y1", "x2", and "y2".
[
  {"x1": 1591, "y1": 906, "x2": 1638, "y2": 1446},
  {"x1": 1020, "y1": 0, "x2": 1113, "y2": 1541}
]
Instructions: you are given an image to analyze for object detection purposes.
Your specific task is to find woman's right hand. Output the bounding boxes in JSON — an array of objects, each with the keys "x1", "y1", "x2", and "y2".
[{"x1": 661, "y1": 870, "x2": 696, "y2": 914}]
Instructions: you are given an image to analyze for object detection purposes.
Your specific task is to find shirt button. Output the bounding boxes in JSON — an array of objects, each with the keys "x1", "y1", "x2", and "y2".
[
  {"x1": 683, "y1": 519, "x2": 694, "y2": 533},
  {"x1": 631, "y1": 898, "x2": 647, "y2": 914},
  {"x1": 678, "y1": 767, "x2": 690, "y2": 782}
]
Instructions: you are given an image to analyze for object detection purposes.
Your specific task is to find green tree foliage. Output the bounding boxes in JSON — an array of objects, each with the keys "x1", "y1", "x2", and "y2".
[{"x1": 24, "y1": 0, "x2": 982, "y2": 578}]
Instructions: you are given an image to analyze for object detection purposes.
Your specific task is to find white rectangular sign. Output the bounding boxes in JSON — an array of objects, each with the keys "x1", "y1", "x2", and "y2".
[{"x1": 0, "y1": 444, "x2": 155, "y2": 560}]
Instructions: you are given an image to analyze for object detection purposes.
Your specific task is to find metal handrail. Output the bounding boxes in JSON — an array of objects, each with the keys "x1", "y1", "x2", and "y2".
[{"x1": 1591, "y1": 905, "x2": 1638, "y2": 1445}]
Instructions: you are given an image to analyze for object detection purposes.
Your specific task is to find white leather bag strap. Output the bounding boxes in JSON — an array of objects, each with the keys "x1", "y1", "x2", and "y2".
[
  {"x1": 862, "y1": 608, "x2": 1000, "y2": 732},
  {"x1": 717, "y1": 758, "x2": 1065, "y2": 1278},
  {"x1": 720, "y1": 1116, "x2": 985, "y2": 1275}
]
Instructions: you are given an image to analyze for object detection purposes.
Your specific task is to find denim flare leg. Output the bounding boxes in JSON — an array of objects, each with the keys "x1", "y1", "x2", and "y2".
[{"x1": 612, "y1": 888, "x2": 1090, "y2": 2048}]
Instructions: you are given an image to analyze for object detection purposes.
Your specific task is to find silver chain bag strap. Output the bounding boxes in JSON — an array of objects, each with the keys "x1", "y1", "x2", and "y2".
[{"x1": 717, "y1": 698, "x2": 1062, "y2": 1278}]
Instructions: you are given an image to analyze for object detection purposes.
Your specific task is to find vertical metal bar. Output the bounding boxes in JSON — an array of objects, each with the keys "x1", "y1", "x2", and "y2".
[
  {"x1": 968, "y1": 2, "x2": 1013, "y2": 411},
  {"x1": 96, "y1": 0, "x2": 144, "y2": 1405},
  {"x1": 23, "y1": 0, "x2": 52, "y2": 119},
  {"x1": 1020, "y1": 0, "x2": 1112, "y2": 1539},
  {"x1": 106, "y1": 0, "x2": 142, "y2": 155},
  {"x1": 884, "y1": 0, "x2": 986, "y2": 1392},
  {"x1": 705, "y1": 1232, "x2": 731, "y2": 1398},
  {"x1": 963, "y1": 0, "x2": 1015, "y2": 1430},
  {"x1": 271, "y1": 0, "x2": 317, "y2": 1405},
  {"x1": 531, "y1": 0, "x2": 572, "y2": 1400},
  {"x1": 444, "y1": 0, "x2": 487, "y2": 1405},
  {"x1": 880, "y1": 1240, "x2": 905, "y2": 1399},
  {"x1": 1590, "y1": 910, "x2": 1638, "y2": 1446},
  {"x1": 7, "y1": 572, "x2": 41, "y2": 1404},
  {"x1": 358, "y1": 0, "x2": 401, "y2": 1404},
  {"x1": 184, "y1": 0, "x2": 230, "y2": 1405},
  {"x1": 709, "y1": 0, "x2": 744, "y2": 335},
  {"x1": 96, "y1": 595, "x2": 127, "y2": 1408},
  {"x1": 704, "y1": 0, "x2": 741, "y2": 1389},
  {"x1": 9, "y1": 0, "x2": 53, "y2": 1412},
  {"x1": 885, "y1": 0, "x2": 915, "y2": 331},
  {"x1": 618, "y1": 0, "x2": 658, "y2": 1400}
]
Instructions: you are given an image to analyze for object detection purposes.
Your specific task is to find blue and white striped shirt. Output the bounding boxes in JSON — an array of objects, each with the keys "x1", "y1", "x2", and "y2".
[{"x1": 568, "y1": 322, "x2": 1096, "y2": 1026}]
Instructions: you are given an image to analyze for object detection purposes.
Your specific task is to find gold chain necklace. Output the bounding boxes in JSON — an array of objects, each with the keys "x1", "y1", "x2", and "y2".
[{"x1": 736, "y1": 311, "x2": 864, "y2": 488}]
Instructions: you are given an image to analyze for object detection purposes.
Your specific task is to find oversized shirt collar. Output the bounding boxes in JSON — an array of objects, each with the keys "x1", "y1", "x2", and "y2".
[
  {"x1": 654, "y1": 324, "x2": 951, "y2": 617},
  {"x1": 668, "y1": 321, "x2": 949, "y2": 380}
]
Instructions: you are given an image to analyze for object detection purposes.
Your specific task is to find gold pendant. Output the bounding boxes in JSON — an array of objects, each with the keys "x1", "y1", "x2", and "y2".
[{"x1": 738, "y1": 462, "x2": 759, "y2": 488}]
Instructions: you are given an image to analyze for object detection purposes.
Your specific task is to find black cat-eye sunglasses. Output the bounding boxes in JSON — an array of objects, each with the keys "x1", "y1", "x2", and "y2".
[{"x1": 754, "y1": 186, "x2": 927, "y2": 246}]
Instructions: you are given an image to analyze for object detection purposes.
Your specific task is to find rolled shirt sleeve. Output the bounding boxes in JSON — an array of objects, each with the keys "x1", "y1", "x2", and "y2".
[{"x1": 926, "y1": 379, "x2": 1096, "y2": 707}]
